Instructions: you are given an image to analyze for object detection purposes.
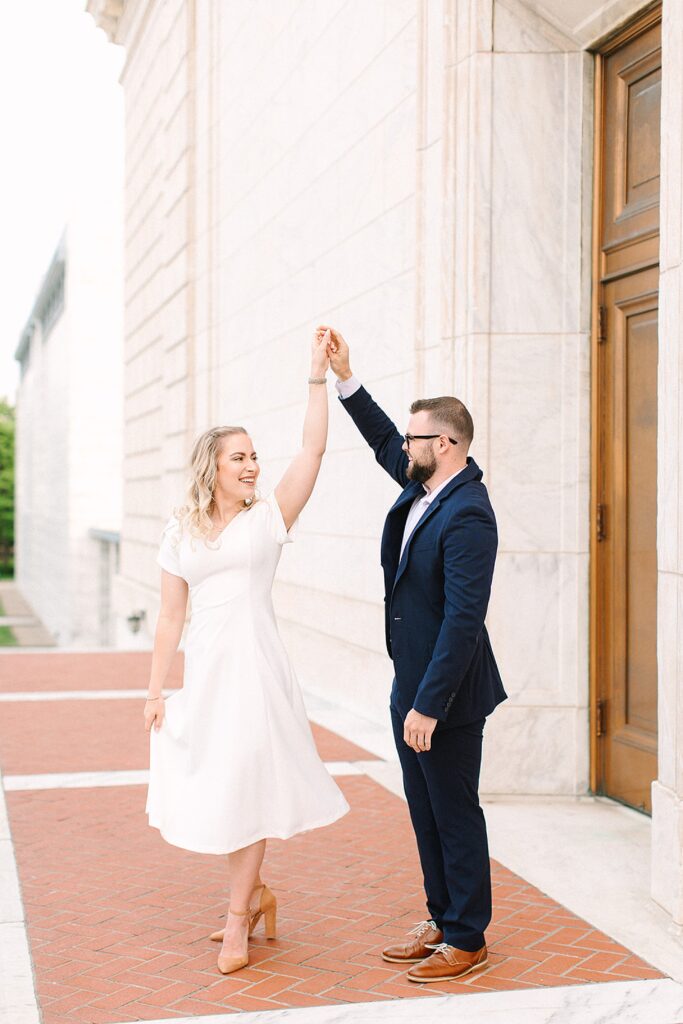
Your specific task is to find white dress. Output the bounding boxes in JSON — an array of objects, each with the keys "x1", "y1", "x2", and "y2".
[{"x1": 145, "y1": 491, "x2": 350, "y2": 855}]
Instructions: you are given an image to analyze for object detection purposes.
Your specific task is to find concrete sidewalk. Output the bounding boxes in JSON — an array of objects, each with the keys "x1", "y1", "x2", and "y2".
[
  {"x1": 0, "y1": 651, "x2": 681, "y2": 1024},
  {"x1": 0, "y1": 581, "x2": 55, "y2": 646}
]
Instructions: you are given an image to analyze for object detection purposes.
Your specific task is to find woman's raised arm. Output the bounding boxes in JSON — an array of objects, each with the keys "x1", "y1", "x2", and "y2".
[{"x1": 274, "y1": 329, "x2": 331, "y2": 531}]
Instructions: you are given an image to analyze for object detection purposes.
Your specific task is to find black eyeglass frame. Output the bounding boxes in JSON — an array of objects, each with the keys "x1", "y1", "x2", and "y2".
[{"x1": 403, "y1": 433, "x2": 458, "y2": 448}]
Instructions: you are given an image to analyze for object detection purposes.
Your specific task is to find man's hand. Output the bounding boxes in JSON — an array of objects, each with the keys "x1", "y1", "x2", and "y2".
[
  {"x1": 317, "y1": 325, "x2": 352, "y2": 381},
  {"x1": 403, "y1": 708, "x2": 438, "y2": 753}
]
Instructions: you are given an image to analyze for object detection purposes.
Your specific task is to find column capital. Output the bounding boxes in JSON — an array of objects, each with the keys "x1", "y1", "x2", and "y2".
[{"x1": 86, "y1": 0, "x2": 124, "y2": 42}]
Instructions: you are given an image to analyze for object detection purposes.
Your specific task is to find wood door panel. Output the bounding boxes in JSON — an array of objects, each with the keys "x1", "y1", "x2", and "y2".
[
  {"x1": 600, "y1": 273, "x2": 658, "y2": 811},
  {"x1": 624, "y1": 306, "x2": 657, "y2": 735},
  {"x1": 593, "y1": 7, "x2": 660, "y2": 815},
  {"x1": 626, "y1": 64, "x2": 661, "y2": 206},
  {"x1": 602, "y1": 21, "x2": 661, "y2": 253}
]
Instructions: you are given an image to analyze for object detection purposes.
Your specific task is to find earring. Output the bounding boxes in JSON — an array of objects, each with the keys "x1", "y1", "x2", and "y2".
[{"x1": 244, "y1": 496, "x2": 253, "y2": 507}]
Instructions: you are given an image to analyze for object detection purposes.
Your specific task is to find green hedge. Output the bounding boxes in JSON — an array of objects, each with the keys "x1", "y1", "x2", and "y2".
[{"x1": 0, "y1": 399, "x2": 14, "y2": 579}]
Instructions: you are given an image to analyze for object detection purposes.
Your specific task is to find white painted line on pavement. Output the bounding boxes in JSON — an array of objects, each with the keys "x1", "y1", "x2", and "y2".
[
  {"x1": 3, "y1": 762, "x2": 366, "y2": 792},
  {"x1": 0, "y1": 766, "x2": 40, "y2": 1024},
  {"x1": 0, "y1": 688, "x2": 181, "y2": 701},
  {"x1": 3, "y1": 770, "x2": 152, "y2": 791}
]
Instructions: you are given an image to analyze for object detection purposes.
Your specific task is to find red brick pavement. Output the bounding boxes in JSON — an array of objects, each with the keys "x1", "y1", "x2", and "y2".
[
  {"x1": 6, "y1": 780, "x2": 663, "y2": 1024},
  {"x1": 0, "y1": 652, "x2": 375, "y2": 771},
  {"x1": 1, "y1": 653, "x2": 664, "y2": 1024},
  {"x1": 0, "y1": 652, "x2": 185, "y2": 693},
  {"x1": 0, "y1": 700, "x2": 373, "y2": 774}
]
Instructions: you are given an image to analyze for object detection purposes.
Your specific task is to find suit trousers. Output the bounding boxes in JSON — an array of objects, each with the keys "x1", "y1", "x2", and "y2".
[{"x1": 390, "y1": 704, "x2": 491, "y2": 950}]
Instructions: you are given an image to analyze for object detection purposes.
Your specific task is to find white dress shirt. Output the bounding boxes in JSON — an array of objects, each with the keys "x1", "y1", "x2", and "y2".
[
  {"x1": 335, "y1": 374, "x2": 363, "y2": 400},
  {"x1": 399, "y1": 469, "x2": 464, "y2": 558},
  {"x1": 335, "y1": 375, "x2": 464, "y2": 558}
]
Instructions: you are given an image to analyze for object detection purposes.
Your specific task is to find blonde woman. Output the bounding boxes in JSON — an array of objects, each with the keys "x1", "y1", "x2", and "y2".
[{"x1": 143, "y1": 329, "x2": 349, "y2": 975}]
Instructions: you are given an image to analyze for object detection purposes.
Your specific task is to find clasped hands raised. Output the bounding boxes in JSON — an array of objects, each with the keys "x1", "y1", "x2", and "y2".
[{"x1": 314, "y1": 325, "x2": 352, "y2": 381}]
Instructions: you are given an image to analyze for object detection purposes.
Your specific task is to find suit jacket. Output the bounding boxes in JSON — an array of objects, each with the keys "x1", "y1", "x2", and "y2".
[{"x1": 340, "y1": 384, "x2": 507, "y2": 727}]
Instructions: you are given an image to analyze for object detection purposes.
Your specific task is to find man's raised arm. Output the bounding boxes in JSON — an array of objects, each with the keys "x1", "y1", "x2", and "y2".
[{"x1": 318, "y1": 325, "x2": 409, "y2": 488}]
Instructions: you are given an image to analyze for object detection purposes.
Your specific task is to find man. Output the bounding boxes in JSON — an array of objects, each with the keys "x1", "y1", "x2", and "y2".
[{"x1": 321, "y1": 326, "x2": 507, "y2": 983}]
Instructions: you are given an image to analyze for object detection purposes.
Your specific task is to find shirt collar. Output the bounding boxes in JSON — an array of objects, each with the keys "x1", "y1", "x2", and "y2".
[{"x1": 421, "y1": 466, "x2": 465, "y2": 504}]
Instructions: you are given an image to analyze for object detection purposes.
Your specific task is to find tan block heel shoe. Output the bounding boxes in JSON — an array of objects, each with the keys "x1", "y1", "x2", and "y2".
[
  {"x1": 210, "y1": 883, "x2": 277, "y2": 943},
  {"x1": 216, "y1": 907, "x2": 250, "y2": 975}
]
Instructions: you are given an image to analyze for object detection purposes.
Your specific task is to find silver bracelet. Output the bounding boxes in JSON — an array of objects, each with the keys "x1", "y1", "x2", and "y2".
[{"x1": 308, "y1": 376, "x2": 326, "y2": 385}]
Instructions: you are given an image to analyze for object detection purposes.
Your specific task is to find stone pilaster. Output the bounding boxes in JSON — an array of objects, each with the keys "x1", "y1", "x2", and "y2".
[{"x1": 651, "y1": 0, "x2": 683, "y2": 931}]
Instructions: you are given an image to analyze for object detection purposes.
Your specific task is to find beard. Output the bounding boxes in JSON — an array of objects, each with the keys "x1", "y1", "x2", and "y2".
[{"x1": 407, "y1": 450, "x2": 437, "y2": 484}]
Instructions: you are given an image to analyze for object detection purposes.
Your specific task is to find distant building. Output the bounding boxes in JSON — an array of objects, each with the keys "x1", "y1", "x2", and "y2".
[
  {"x1": 89, "y1": 0, "x2": 683, "y2": 929},
  {"x1": 14, "y1": 75, "x2": 124, "y2": 645}
]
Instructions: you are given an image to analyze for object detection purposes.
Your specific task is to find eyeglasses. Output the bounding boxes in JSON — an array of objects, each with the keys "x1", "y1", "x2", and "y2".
[{"x1": 403, "y1": 433, "x2": 458, "y2": 449}]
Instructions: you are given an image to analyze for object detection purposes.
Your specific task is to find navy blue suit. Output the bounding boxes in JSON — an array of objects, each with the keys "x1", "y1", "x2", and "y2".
[{"x1": 339, "y1": 384, "x2": 507, "y2": 949}]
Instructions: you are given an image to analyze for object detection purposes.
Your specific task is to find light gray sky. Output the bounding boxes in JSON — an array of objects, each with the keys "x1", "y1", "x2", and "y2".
[{"x1": 0, "y1": 1, "x2": 123, "y2": 406}]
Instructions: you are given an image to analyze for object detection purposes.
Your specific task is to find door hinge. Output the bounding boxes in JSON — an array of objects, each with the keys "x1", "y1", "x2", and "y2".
[
  {"x1": 596, "y1": 503, "x2": 607, "y2": 541},
  {"x1": 598, "y1": 305, "x2": 607, "y2": 344},
  {"x1": 596, "y1": 699, "x2": 606, "y2": 737}
]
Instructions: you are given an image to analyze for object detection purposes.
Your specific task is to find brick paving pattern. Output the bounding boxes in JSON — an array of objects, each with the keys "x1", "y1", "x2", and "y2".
[
  {"x1": 0, "y1": 652, "x2": 178, "y2": 692},
  {"x1": 1, "y1": 653, "x2": 663, "y2": 1023},
  {"x1": 0, "y1": 698, "x2": 374, "y2": 774}
]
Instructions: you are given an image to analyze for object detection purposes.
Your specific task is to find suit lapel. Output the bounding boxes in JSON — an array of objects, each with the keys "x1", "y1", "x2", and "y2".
[
  {"x1": 384, "y1": 483, "x2": 422, "y2": 579},
  {"x1": 392, "y1": 497, "x2": 439, "y2": 589},
  {"x1": 389, "y1": 457, "x2": 482, "y2": 592},
  {"x1": 388, "y1": 482, "x2": 423, "y2": 515}
]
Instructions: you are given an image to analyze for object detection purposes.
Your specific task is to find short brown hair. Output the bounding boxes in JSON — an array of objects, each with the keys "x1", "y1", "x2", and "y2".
[{"x1": 410, "y1": 396, "x2": 474, "y2": 448}]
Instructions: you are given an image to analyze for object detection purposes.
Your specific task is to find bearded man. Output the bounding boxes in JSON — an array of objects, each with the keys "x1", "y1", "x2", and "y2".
[{"x1": 322, "y1": 325, "x2": 507, "y2": 983}]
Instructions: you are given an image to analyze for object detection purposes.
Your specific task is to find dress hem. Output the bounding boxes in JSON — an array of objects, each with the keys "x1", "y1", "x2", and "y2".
[{"x1": 146, "y1": 799, "x2": 350, "y2": 856}]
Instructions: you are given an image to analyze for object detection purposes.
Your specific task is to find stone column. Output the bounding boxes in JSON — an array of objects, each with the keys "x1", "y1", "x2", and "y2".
[
  {"x1": 446, "y1": 0, "x2": 592, "y2": 796},
  {"x1": 651, "y1": 0, "x2": 683, "y2": 931}
]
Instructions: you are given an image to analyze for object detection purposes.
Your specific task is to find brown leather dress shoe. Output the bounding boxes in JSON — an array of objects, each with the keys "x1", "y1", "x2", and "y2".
[
  {"x1": 381, "y1": 920, "x2": 444, "y2": 963},
  {"x1": 406, "y1": 942, "x2": 488, "y2": 982}
]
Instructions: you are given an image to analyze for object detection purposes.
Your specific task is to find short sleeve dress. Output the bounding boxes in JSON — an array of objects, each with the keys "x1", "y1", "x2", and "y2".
[{"x1": 145, "y1": 491, "x2": 350, "y2": 854}]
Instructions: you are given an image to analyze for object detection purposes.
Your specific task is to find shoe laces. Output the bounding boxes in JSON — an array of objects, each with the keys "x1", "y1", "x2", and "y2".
[
  {"x1": 430, "y1": 942, "x2": 462, "y2": 965},
  {"x1": 408, "y1": 919, "x2": 439, "y2": 938}
]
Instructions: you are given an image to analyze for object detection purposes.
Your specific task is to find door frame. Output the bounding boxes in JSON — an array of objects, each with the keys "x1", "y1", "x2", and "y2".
[{"x1": 589, "y1": 2, "x2": 663, "y2": 797}]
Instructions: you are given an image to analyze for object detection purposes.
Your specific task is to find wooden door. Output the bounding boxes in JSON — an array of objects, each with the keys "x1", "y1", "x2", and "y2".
[{"x1": 592, "y1": 8, "x2": 661, "y2": 813}]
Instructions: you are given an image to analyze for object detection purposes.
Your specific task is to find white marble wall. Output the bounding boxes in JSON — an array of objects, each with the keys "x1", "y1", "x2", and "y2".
[
  {"x1": 651, "y1": 0, "x2": 683, "y2": 929},
  {"x1": 106, "y1": 0, "x2": 418, "y2": 649},
  {"x1": 516, "y1": 0, "x2": 654, "y2": 48},
  {"x1": 105, "y1": 0, "x2": 595, "y2": 793},
  {"x1": 93, "y1": 0, "x2": 683, "y2": 929},
  {"x1": 240, "y1": 0, "x2": 593, "y2": 797},
  {"x1": 212, "y1": 0, "x2": 420, "y2": 723},
  {"x1": 111, "y1": 0, "x2": 199, "y2": 644}
]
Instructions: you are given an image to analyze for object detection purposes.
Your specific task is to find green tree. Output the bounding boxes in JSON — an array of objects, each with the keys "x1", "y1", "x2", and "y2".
[{"x1": 0, "y1": 399, "x2": 14, "y2": 577}]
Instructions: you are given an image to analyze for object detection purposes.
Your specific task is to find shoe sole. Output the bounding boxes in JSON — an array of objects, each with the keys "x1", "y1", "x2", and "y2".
[
  {"x1": 381, "y1": 953, "x2": 428, "y2": 964},
  {"x1": 406, "y1": 957, "x2": 488, "y2": 983}
]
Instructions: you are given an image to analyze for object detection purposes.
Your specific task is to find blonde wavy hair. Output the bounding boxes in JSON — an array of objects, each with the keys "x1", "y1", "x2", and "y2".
[{"x1": 172, "y1": 426, "x2": 259, "y2": 546}]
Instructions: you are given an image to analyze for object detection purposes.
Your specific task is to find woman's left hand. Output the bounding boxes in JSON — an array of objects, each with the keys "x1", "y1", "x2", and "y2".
[
  {"x1": 143, "y1": 695, "x2": 165, "y2": 733},
  {"x1": 311, "y1": 328, "x2": 331, "y2": 378}
]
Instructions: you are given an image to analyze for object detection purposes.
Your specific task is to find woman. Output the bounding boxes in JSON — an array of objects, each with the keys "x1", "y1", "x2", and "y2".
[{"x1": 143, "y1": 328, "x2": 349, "y2": 975}]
